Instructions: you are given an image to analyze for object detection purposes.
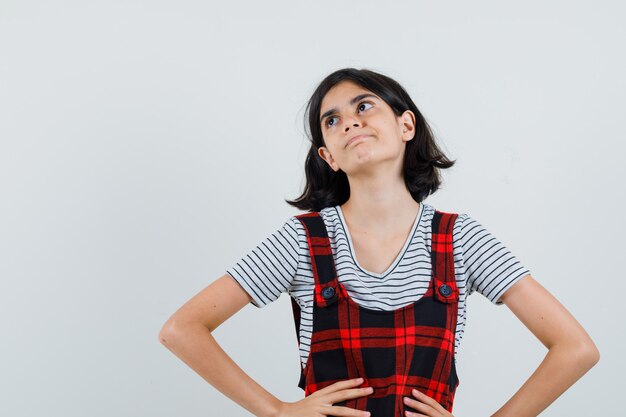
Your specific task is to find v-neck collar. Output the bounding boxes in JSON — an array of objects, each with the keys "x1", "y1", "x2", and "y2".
[{"x1": 335, "y1": 203, "x2": 424, "y2": 278}]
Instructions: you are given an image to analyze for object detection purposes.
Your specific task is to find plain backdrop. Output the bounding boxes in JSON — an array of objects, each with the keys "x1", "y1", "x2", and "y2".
[{"x1": 1, "y1": 1, "x2": 624, "y2": 416}]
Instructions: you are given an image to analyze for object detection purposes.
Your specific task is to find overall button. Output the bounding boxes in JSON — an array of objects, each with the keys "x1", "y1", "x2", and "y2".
[
  {"x1": 321, "y1": 286, "x2": 335, "y2": 299},
  {"x1": 439, "y1": 284, "x2": 452, "y2": 297}
]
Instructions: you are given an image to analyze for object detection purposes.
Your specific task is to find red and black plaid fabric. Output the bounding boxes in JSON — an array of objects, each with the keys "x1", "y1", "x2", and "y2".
[{"x1": 290, "y1": 209, "x2": 460, "y2": 415}]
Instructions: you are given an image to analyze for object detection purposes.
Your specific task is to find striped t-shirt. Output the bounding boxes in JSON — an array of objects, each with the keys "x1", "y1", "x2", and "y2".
[{"x1": 226, "y1": 202, "x2": 531, "y2": 369}]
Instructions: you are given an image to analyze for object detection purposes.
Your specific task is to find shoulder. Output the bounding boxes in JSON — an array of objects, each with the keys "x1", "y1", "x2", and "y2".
[
  {"x1": 292, "y1": 206, "x2": 341, "y2": 230},
  {"x1": 421, "y1": 203, "x2": 469, "y2": 230}
]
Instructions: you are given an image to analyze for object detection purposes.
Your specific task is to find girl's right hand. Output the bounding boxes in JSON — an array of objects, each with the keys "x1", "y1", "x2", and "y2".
[{"x1": 276, "y1": 377, "x2": 373, "y2": 417}]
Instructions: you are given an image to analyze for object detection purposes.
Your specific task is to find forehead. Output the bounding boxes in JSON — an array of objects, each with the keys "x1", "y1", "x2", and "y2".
[{"x1": 320, "y1": 81, "x2": 379, "y2": 113}]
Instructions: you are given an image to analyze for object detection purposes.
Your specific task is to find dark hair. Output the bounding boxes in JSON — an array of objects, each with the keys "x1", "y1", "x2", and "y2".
[{"x1": 285, "y1": 67, "x2": 455, "y2": 212}]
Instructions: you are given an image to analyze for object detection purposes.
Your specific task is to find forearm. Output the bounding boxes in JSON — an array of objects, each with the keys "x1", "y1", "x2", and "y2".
[
  {"x1": 490, "y1": 342, "x2": 599, "y2": 417},
  {"x1": 159, "y1": 322, "x2": 283, "y2": 417}
]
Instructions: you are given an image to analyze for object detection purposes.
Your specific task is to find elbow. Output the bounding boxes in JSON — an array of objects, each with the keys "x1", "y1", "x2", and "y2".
[
  {"x1": 158, "y1": 321, "x2": 176, "y2": 346},
  {"x1": 158, "y1": 318, "x2": 210, "y2": 346},
  {"x1": 577, "y1": 331, "x2": 601, "y2": 367},
  {"x1": 565, "y1": 339, "x2": 600, "y2": 369},
  {"x1": 158, "y1": 318, "x2": 186, "y2": 346},
  {"x1": 582, "y1": 341, "x2": 601, "y2": 367}
]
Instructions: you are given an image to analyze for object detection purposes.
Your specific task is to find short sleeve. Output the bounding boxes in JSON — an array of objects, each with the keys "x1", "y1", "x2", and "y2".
[
  {"x1": 226, "y1": 216, "x2": 302, "y2": 308},
  {"x1": 459, "y1": 213, "x2": 531, "y2": 306}
]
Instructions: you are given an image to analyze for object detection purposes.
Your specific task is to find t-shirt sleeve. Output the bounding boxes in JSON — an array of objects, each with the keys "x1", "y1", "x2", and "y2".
[
  {"x1": 459, "y1": 213, "x2": 531, "y2": 306},
  {"x1": 226, "y1": 216, "x2": 301, "y2": 308}
]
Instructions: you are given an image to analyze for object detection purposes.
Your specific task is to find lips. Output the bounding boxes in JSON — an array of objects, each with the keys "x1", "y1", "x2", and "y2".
[{"x1": 346, "y1": 134, "x2": 370, "y2": 148}]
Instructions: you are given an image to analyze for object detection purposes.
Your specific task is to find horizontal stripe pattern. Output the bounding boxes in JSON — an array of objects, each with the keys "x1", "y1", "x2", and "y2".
[{"x1": 226, "y1": 203, "x2": 530, "y2": 370}]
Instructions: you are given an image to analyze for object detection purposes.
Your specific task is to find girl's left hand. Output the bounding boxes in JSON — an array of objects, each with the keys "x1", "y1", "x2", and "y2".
[{"x1": 403, "y1": 389, "x2": 454, "y2": 417}]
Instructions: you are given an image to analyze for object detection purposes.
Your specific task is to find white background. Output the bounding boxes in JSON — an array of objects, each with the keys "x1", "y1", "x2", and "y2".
[{"x1": 1, "y1": 1, "x2": 623, "y2": 416}]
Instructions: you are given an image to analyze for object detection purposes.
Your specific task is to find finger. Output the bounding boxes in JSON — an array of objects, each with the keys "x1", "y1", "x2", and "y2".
[
  {"x1": 323, "y1": 404, "x2": 371, "y2": 417},
  {"x1": 317, "y1": 378, "x2": 366, "y2": 395},
  {"x1": 405, "y1": 411, "x2": 429, "y2": 417},
  {"x1": 403, "y1": 395, "x2": 433, "y2": 416},
  {"x1": 325, "y1": 385, "x2": 374, "y2": 404},
  {"x1": 410, "y1": 389, "x2": 445, "y2": 412}
]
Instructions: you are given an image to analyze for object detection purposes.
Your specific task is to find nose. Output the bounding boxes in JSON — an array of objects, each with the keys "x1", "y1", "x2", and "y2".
[{"x1": 343, "y1": 116, "x2": 361, "y2": 132}]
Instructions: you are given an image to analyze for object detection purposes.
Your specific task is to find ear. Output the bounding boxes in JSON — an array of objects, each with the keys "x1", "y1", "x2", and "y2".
[
  {"x1": 399, "y1": 110, "x2": 416, "y2": 142},
  {"x1": 317, "y1": 146, "x2": 340, "y2": 172}
]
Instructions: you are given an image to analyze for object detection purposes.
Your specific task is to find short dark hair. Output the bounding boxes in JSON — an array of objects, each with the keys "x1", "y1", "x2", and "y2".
[{"x1": 285, "y1": 67, "x2": 455, "y2": 212}]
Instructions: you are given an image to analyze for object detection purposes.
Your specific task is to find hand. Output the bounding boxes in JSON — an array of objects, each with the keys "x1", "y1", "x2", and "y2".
[
  {"x1": 276, "y1": 377, "x2": 373, "y2": 417},
  {"x1": 403, "y1": 389, "x2": 454, "y2": 417}
]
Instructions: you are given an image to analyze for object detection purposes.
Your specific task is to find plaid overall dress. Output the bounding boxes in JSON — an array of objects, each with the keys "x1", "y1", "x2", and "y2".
[{"x1": 290, "y1": 209, "x2": 460, "y2": 415}]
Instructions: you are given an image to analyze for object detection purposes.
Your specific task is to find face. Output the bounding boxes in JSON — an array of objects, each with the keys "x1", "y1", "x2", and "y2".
[{"x1": 317, "y1": 80, "x2": 416, "y2": 176}]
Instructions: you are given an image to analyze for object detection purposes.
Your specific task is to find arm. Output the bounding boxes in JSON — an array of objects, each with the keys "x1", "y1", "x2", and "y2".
[
  {"x1": 490, "y1": 274, "x2": 600, "y2": 417},
  {"x1": 158, "y1": 274, "x2": 283, "y2": 417}
]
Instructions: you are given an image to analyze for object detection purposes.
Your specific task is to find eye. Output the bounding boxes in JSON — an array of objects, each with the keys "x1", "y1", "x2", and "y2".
[
  {"x1": 324, "y1": 101, "x2": 373, "y2": 129},
  {"x1": 357, "y1": 101, "x2": 373, "y2": 112}
]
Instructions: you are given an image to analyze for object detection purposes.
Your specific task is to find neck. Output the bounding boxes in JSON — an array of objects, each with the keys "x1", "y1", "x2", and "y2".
[{"x1": 339, "y1": 178, "x2": 421, "y2": 240}]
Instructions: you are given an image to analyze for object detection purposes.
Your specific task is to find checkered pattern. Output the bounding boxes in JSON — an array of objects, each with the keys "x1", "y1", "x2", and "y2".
[{"x1": 290, "y1": 210, "x2": 460, "y2": 414}]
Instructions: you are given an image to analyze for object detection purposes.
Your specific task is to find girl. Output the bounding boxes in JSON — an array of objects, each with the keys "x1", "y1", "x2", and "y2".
[{"x1": 159, "y1": 68, "x2": 600, "y2": 417}]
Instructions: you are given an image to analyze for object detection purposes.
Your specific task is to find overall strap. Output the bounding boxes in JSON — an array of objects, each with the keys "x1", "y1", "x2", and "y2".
[
  {"x1": 295, "y1": 212, "x2": 340, "y2": 307},
  {"x1": 431, "y1": 210, "x2": 460, "y2": 303},
  {"x1": 290, "y1": 211, "x2": 339, "y2": 380}
]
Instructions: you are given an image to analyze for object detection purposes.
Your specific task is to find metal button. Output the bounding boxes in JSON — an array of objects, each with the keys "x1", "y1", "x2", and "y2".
[
  {"x1": 321, "y1": 286, "x2": 335, "y2": 299},
  {"x1": 439, "y1": 284, "x2": 452, "y2": 297}
]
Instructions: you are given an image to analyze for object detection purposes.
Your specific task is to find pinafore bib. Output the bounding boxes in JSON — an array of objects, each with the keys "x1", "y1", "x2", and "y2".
[{"x1": 290, "y1": 209, "x2": 460, "y2": 415}]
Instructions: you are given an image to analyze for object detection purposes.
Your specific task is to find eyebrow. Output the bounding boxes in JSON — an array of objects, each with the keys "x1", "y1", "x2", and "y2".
[{"x1": 320, "y1": 93, "x2": 379, "y2": 125}]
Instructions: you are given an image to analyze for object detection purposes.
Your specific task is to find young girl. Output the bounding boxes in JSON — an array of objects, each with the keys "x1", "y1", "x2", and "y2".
[{"x1": 159, "y1": 68, "x2": 600, "y2": 417}]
